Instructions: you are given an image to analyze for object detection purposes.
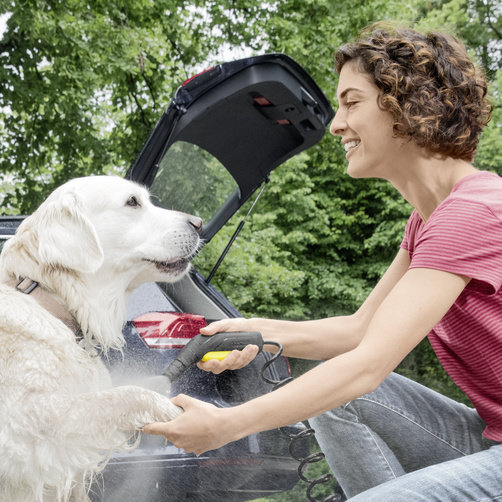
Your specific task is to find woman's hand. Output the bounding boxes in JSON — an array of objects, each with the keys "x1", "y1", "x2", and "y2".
[
  {"x1": 200, "y1": 317, "x2": 253, "y2": 335},
  {"x1": 142, "y1": 394, "x2": 237, "y2": 455},
  {"x1": 197, "y1": 318, "x2": 260, "y2": 374}
]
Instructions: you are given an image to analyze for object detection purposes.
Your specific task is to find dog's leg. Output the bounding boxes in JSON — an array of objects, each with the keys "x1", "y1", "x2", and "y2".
[
  {"x1": 3, "y1": 386, "x2": 181, "y2": 502},
  {"x1": 31, "y1": 385, "x2": 182, "y2": 443}
]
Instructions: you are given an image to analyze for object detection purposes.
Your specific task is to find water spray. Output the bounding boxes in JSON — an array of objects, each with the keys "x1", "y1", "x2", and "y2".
[{"x1": 146, "y1": 329, "x2": 341, "y2": 501}]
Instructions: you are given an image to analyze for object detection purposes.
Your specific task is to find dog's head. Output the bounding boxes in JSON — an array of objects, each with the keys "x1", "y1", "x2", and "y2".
[{"x1": 2, "y1": 176, "x2": 203, "y2": 287}]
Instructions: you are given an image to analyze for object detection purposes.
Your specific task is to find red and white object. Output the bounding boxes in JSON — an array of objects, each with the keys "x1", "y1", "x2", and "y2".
[{"x1": 133, "y1": 312, "x2": 207, "y2": 349}]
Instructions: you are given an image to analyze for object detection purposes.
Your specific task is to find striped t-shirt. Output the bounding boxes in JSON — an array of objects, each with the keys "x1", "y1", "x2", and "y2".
[{"x1": 401, "y1": 170, "x2": 502, "y2": 441}]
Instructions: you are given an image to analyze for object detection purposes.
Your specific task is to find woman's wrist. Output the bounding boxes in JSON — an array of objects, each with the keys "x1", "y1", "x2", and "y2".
[
  {"x1": 218, "y1": 407, "x2": 246, "y2": 443},
  {"x1": 218, "y1": 404, "x2": 254, "y2": 443},
  {"x1": 246, "y1": 317, "x2": 265, "y2": 331}
]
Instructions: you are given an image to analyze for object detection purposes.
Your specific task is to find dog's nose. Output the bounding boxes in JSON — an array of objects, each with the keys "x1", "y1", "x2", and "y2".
[{"x1": 188, "y1": 216, "x2": 203, "y2": 234}]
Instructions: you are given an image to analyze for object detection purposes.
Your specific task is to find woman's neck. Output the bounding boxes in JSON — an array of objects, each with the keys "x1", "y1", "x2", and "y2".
[{"x1": 387, "y1": 148, "x2": 477, "y2": 222}]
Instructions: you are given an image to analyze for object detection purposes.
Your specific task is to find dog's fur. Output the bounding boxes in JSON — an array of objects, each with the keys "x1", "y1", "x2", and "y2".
[{"x1": 0, "y1": 176, "x2": 202, "y2": 502}]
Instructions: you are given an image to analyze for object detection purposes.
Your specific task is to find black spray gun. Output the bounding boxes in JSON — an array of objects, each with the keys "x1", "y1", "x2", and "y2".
[
  {"x1": 140, "y1": 331, "x2": 266, "y2": 395},
  {"x1": 163, "y1": 331, "x2": 264, "y2": 385}
]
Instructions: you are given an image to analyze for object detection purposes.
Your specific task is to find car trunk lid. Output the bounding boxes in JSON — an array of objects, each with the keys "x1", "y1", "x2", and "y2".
[{"x1": 127, "y1": 53, "x2": 334, "y2": 242}]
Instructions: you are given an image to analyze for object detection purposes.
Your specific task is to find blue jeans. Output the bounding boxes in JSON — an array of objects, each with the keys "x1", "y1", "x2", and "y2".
[{"x1": 309, "y1": 372, "x2": 502, "y2": 501}]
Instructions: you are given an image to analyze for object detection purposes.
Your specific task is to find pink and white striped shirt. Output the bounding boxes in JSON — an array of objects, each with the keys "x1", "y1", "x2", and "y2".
[{"x1": 401, "y1": 171, "x2": 502, "y2": 441}]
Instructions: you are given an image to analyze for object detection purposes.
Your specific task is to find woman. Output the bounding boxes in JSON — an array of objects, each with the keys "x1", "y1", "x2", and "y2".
[{"x1": 144, "y1": 24, "x2": 501, "y2": 500}]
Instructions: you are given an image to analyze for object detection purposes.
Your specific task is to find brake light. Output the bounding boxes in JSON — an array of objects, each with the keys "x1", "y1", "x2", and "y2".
[
  {"x1": 182, "y1": 67, "x2": 215, "y2": 87},
  {"x1": 181, "y1": 65, "x2": 221, "y2": 92},
  {"x1": 133, "y1": 312, "x2": 207, "y2": 349}
]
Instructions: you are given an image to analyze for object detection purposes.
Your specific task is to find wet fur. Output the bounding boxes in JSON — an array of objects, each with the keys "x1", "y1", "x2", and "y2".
[{"x1": 0, "y1": 176, "x2": 201, "y2": 501}]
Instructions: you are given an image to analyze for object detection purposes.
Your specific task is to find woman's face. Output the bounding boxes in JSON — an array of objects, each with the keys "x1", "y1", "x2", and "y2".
[{"x1": 331, "y1": 60, "x2": 407, "y2": 179}]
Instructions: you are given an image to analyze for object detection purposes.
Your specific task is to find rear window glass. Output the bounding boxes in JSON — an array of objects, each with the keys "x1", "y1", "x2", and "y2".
[{"x1": 150, "y1": 141, "x2": 237, "y2": 221}]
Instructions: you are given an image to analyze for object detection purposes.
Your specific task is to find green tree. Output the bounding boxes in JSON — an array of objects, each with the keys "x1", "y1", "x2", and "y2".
[
  {"x1": 198, "y1": 0, "x2": 501, "y2": 323},
  {"x1": 0, "y1": 0, "x2": 268, "y2": 214}
]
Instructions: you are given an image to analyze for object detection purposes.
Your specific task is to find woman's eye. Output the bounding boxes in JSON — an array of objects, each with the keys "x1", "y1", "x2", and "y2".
[
  {"x1": 126, "y1": 196, "x2": 140, "y2": 207},
  {"x1": 346, "y1": 101, "x2": 358, "y2": 108}
]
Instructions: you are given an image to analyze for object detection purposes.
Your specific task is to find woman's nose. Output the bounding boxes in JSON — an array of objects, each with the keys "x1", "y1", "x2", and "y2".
[{"x1": 329, "y1": 109, "x2": 346, "y2": 136}]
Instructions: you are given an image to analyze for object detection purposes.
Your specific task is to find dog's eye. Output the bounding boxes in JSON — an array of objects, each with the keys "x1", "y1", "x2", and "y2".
[{"x1": 126, "y1": 196, "x2": 140, "y2": 208}]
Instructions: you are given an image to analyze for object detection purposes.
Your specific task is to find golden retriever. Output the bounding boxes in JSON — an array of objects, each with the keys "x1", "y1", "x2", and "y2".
[{"x1": 0, "y1": 176, "x2": 202, "y2": 501}]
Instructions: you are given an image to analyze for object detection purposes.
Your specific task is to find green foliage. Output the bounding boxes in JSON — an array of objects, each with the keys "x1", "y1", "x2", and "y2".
[
  {"x1": 196, "y1": 147, "x2": 412, "y2": 319},
  {"x1": 414, "y1": 0, "x2": 501, "y2": 75},
  {"x1": 0, "y1": 0, "x2": 264, "y2": 213},
  {"x1": 149, "y1": 141, "x2": 238, "y2": 221},
  {"x1": 476, "y1": 69, "x2": 502, "y2": 173}
]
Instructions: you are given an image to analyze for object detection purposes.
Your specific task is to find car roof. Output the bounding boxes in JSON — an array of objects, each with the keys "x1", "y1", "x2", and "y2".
[{"x1": 0, "y1": 216, "x2": 23, "y2": 238}]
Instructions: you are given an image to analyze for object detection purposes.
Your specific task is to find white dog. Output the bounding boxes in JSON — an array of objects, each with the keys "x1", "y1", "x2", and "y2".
[{"x1": 0, "y1": 176, "x2": 202, "y2": 502}]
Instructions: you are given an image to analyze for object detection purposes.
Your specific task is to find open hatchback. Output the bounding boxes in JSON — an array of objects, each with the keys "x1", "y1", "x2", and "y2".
[
  {"x1": 0, "y1": 53, "x2": 334, "y2": 502},
  {"x1": 128, "y1": 53, "x2": 333, "y2": 239}
]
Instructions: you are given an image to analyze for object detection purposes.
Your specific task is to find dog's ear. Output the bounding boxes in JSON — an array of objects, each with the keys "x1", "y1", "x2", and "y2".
[{"x1": 36, "y1": 192, "x2": 104, "y2": 273}]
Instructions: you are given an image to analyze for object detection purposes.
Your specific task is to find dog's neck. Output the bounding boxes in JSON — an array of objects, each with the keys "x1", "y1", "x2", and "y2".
[
  {"x1": 2, "y1": 267, "x2": 129, "y2": 353},
  {"x1": 71, "y1": 274, "x2": 130, "y2": 351},
  {"x1": 0, "y1": 230, "x2": 132, "y2": 352},
  {"x1": 4, "y1": 276, "x2": 82, "y2": 336}
]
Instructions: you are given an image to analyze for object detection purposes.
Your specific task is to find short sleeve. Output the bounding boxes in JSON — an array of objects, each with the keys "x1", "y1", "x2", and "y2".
[
  {"x1": 407, "y1": 199, "x2": 502, "y2": 294},
  {"x1": 400, "y1": 210, "x2": 422, "y2": 252}
]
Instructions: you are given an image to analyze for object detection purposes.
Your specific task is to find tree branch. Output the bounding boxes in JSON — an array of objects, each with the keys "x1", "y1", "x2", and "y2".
[
  {"x1": 482, "y1": 1, "x2": 502, "y2": 40},
  {"x1": 141, "y1": 71, "x2": 157, "y2": 111},
  {"x1": 126, "y1": 74, "x2": 149, "y2": 128}
]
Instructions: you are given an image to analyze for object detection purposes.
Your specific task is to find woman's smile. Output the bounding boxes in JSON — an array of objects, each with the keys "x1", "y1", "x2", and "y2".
[{"x1": 343, "y1": 139, "x2": 361, "y2": 158}]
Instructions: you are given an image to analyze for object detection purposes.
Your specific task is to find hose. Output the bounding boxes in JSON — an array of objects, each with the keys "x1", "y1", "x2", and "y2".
[{"x1": 261, "y1": 341, "x2": 344, "y2": 502}]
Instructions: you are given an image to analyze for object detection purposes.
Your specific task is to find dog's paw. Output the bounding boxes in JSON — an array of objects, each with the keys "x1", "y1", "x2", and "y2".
[
  {"x1": 134, "y1": 392, "x2": 183, "y2": 428},
  {"x1": 117, "y1": 386, "x2": 185, "y2": 429},
  {"x1": 161, "y1": 398, "x2": 184, "y2": 420},
  {"x1": 155, "y1": 394, "x2": 184, "y2": 421}
]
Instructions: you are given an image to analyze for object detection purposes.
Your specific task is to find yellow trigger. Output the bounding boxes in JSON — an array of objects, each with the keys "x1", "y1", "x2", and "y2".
[{"x1": 200, "y1": 351, "x2": 232, "y2": 362}]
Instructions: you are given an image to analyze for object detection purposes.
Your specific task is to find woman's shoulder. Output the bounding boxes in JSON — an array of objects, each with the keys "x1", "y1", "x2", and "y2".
[
  {"x1": 444, "y1": 170, "x2": 502, "y2": 218},
  {"x1": 402, "y1": 171, "x2": 502, "y2": 249},
  {"x1": 452, "y1": 170, "x2": 502, "y2": 198}
]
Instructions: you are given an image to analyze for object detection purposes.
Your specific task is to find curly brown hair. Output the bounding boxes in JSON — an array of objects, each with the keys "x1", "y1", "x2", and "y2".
[{"x1": 334, "y1": 23, "x2": 492, "y2": 161}]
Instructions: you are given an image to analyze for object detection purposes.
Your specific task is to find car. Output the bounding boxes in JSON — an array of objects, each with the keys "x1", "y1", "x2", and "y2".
[{"x1": 0, "y1": 53, "x2": 334, "y2": 501}]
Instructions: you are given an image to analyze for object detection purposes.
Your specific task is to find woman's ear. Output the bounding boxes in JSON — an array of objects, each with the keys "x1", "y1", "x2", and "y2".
[{"x1": 36, "y1": 191, "x2": 104, "y2": 274}]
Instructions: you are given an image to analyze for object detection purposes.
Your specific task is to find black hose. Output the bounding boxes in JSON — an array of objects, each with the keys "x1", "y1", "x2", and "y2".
[{"x1": 261, "y1": 341, "x2": 344, "y2": 502}]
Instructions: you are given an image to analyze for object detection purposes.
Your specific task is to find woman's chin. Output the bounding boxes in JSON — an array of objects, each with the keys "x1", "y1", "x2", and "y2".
[{"x1": 346, "y1": 163, "x2": 366, "y2": 179}]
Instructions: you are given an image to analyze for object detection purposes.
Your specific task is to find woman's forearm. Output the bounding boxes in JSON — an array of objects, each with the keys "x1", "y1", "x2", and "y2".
[
  {"x1": 245, "y1": 315, "x2": 365, "y2": 360},
  {"x1": 221, "y1": 346, "x2": 380, "y2": 442}
]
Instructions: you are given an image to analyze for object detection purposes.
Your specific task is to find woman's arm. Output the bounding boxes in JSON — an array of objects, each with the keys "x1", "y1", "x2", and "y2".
[
  {"x1": 145, "y1": 265, "x2": 470, "y2": 455},
  {"x1": 200, "y1": 248, "x2": 412, "y2": 365}
]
